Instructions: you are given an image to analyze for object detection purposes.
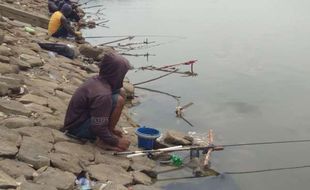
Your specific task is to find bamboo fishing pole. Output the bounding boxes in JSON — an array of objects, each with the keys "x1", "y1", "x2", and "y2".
[
  {"x1": 96, "y1": 36, "x2": 135, "y2": 46},
  {"x1": 113, "y1": 144, "x2": 224, "y2": 156},
  {"x1": 82, "y1": 5, "x2": 104, "y2": 9}
]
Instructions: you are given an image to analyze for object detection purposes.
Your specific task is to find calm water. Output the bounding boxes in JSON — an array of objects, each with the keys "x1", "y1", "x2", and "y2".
[{"x1": 83, "y1": 0, "x2": 310, "y2": 189}]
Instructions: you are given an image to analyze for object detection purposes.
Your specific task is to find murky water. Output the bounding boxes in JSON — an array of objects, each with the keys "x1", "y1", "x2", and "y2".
[{"x1": 83, "y1": 0, "x2": 310, "y2": 189}]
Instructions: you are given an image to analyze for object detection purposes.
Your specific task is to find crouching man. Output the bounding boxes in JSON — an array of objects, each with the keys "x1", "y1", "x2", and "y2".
[{"x1": 61, "y1": 52, "x2": 131, "y2": 151}]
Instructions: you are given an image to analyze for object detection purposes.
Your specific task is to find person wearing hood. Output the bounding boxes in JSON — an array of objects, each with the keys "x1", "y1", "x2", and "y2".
[
  {"x1": 48, "y1": 3, "x2": 81, "y2": 38},
  {"x1": 62, "y1": 52, "x2": 131, "y2": 151}
]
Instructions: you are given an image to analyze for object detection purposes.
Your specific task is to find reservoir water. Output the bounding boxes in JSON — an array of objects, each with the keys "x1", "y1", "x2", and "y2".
[{"x1": 83, "y1": 0, "x2": 310, "y2": 189}]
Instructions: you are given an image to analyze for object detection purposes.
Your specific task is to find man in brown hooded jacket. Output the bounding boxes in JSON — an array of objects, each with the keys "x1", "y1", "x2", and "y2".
[{"x1": 62, "y1": 52, "x2": 130, "y2": 151}]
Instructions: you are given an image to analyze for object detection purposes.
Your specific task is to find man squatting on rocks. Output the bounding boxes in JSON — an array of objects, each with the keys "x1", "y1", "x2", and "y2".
[
  {"x1": 61, "y1": 52, "x2": 131, "y2": 151},
  {"x1": 48, "y1": 3, "x2": 81, "y2": 38}
]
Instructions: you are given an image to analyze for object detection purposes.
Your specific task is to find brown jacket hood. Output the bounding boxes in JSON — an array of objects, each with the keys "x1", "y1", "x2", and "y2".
[{"x1": 98, "y1": 52, "x2": 130, "y2": 91}]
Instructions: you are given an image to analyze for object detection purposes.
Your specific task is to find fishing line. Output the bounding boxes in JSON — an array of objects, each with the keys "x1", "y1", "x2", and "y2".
[
  {"x1": 222, "y1": 139, "x2": 310, "y2": 148},
  {"x1": 224, "y1": 165, "x2": 310, "y2": 175}
]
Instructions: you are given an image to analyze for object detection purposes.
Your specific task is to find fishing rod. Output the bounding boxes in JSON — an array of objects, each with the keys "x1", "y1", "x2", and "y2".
[
  {"x1": 77, "y1": 0, "x2": 96, "y2": 6},
  {"x1": 113, "y1": 144, "x2": 224, "y2": 156},
  {"x1": 84, "y1": 35, "x2": 186, "y2": 39},
  {"x1": 133, "y1": 69, "x2": 178, "y2": 86},
  {"x1": 114, "y1": 139, "x2": 310, "y2": 156},
  {"x1": 222, "y1": 139, "x2": 310, "y2": 148},
  {"x1": 96, "y1": 36, "x2": 135, "y2": 46},
  {"x1": 82, "y1": 5, "x2": 104, "y2": 9},
  {"x1": 135, "y1": 86, "x2": 181, "y2": 101}
]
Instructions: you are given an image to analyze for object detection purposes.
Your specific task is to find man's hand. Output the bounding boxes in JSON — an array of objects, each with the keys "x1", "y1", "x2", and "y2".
[
  {"x1": 112, "y1": 129, "x2": 123, "y2": 137},
  {"x1": 117, "y1": 138, "x2": 130, "y2": 151}
]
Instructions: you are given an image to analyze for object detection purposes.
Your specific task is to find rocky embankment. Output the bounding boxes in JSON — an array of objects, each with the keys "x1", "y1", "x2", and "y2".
[{"x1": 0, "y1": 10, "x2": 162, "y2": 190}]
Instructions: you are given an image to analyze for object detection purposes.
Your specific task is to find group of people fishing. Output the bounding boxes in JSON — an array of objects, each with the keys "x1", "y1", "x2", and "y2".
[
  {"x1": 47, "y1": 1, "x2": 131, "y2": 151},
  {"x1": 48, "y1": 0, "x2": 83, "y2": 38}
]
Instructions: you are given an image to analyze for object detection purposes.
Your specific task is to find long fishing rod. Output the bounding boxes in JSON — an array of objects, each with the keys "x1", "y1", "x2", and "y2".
[
  {"x1": 133, "y1": 69, "x2": 178, "y2": 86},
  {"x1": 97, "y1": 36, "x2": 135, "y2": 46},
  {"x1": 114, "y1": 139, "x2": 310, "y2": 156},
  {"x1": 82, "y1": 5, "x2": 104, "y2": 9},
  {"x1": 135, "y1": 86, "x2": 181, "y2": 101},
  {"x1": 84, "y1": 35, "x2": 186, "y2": 39},
  {"x1": 157, "y1": 163, "x2": 310, "y2": 181},
  {"x1": 222, "y1": 139, "x2": 310, "y2": 148},
  {"x1": 77, "y1": 0, "x2": 96, "y2": 6},
  {"x1": 113, "y1": 144, "x2": 224, "y2": 156}
]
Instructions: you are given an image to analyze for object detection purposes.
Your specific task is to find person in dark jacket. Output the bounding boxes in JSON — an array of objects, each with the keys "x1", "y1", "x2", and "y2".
[{"x1": 62, "y1": 52, "x2": 131, "y2": 151}]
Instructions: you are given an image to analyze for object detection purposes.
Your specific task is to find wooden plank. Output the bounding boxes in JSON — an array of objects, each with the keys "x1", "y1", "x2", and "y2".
[{"x1": 0, "y1": 3, "x2": 49, "y2": 29}]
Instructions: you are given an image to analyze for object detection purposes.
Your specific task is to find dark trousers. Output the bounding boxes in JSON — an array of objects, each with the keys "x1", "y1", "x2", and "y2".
[{"x1": 52, "y1": 26, "x2": 69, "y2": 38}]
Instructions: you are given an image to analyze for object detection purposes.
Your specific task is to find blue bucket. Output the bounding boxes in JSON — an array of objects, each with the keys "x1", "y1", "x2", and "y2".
[{"x1": 135, "y1": 127, "x2": 161, "y2": 150}]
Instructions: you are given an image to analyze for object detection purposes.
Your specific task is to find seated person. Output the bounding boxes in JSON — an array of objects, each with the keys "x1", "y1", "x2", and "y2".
[
  {"x1": 62, "y1": 52, "x2": 131, "y2": 151},
  {"x1": 48, "y1": 0, "x2": 59, "y2": 14},
  {"x1": 52, "y1": 0, "x2": 81, "y2": 22},
  {"x1": 48, "y1": 4, "x2": 80, "y2": 38}
]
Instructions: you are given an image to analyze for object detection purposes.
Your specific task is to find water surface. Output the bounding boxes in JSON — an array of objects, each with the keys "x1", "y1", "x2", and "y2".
[{"x1": 83, "y1": 0, "x2": 310, "y2": 189}]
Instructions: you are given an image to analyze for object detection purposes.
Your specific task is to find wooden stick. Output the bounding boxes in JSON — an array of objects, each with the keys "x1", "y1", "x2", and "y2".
[
  {"x1": 133, "y1": 69, "x2": 178, "y2": 86},
  {"x1": 97, "y1": 36, "x2": 135, "y2": 46},
  {"x1": 204, "y1": 129, "x2": 214, "y2": 169},
  {"x1": 113, "y1": 145, "x2": 223, "y2": 156}
]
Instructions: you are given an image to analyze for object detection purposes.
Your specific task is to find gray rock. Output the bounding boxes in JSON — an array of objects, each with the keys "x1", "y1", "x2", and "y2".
[
  {"x1": 0, "y1": 159, "x2": 36, "y2": 179},
  {"x1": 51, "y1": 129, "x2": 79, "y2": 143},
  {"x1": 0, "y1": 75, "x2": 23, "y2": 90},
  {"x1": 79, "y1": 44, "x2": 103, "y2": 59},
  {"x1": 0, "y1": 99, "x2": 31, "y2": 116},
  {"x1": 37, "y1": 118, "x2": 63, "y2": 129},
  {"x1": 47, "y1": 95, "x2": 67, "y2": 113},
  {"x1": 57, "y1": 84, "x2": 77, "y2": 95},
  {"x1": 10, "y1": 57, "x2": 31, "y2": 70},
  {"x1": 0, "y1": 22, "x2": 12, "y2": 30},
  {"x1": 0, "y1": 116, "x2": 34, "y2": 129},
  {"x1": 50, "y1": 152, "x2": 83, "y2": 174},
  {"x1": 24, "y1": 103, "x2": 53, "y2": 114},
  {"x1": 17, "y1": 137, "x2": 53, "y2": 169},
  {"x1": 25, "y1": 43, "x2": 41, "y2": 53},
  {"x1": 54, "y1": 142, "x2": 94, "y2": 162},
  {"x1": 0, "y1": 30, "x2": 4, "y2": 45},
  {"x1": 0, "y1": 169, "x2": 17, "y2": 189},
  {"x1": 14, "y1": 47, "x2": 38, "y2": 56},
  {"x1": 55, "y1": 90, "x2": 71, "y2": 100},
  {"x1": 19, "y1": 181, "x2": 58, "y2": 190},
  {"x1": 94, "y1": 149, "x2": 131, "y2": 170},
  {"x1": 19, "y1": 94, "x2": 48, "y2": 106},
  {"x1": 0, "y1": 126, "x2": 22, "y2": 157},
  {"x1": 130, "y1": 156, "x2": 156, "y2": 172},
  {"x1": 5, "y1": 0, "x2": 14, "y2": 4},
  {"x1": 20, "y1": 54, "x2": 43, "y2": 67},
  {"x1": 0, "y1": 81, "x2": 9, "y2": 96},
  {"x1": 0, "y1": 55, "x2": 9, "y2": 63},
  {"x1": 87, "y1": 164, "x2": 133, "y2": 185},
  {"x1": 0, "y1": 62, "x2": 19, "y2": 74},
  {"x1": 132, "y1": 185, "x2": 162, "y2": 190},
  {"x1": 3, "y1": 35, "x2": 17, "y2": 45},
  {"x1": 100, "y1": 183, "x2": 128, "y2": 190},
  {"x1": 164, "y1": 130, "x2": 192, "y2": 145},
  {"x1": 34, "y1": 167, "x2": 75, "y2": 190},
  {"x1": 132, "y1": 171, "x2": 153, "y2": 185},
  {"x1": 0, "y1": 46, "x2": 13, "y2": 56},
  {"x1": 14, "y1": 127, "x2": 54, "y2": 143}
]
